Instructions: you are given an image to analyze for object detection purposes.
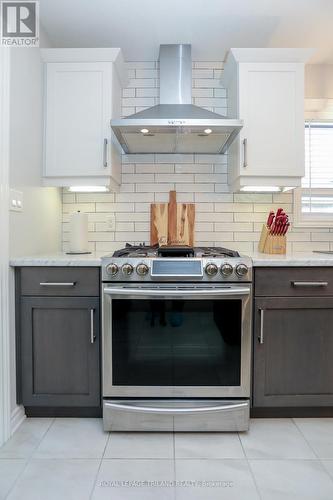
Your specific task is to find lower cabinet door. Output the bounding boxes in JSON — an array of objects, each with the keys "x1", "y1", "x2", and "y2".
[
  {"x1": 253, "y1": 296, "x2": 333, "y2": 407},
  {"x1": 21, "y1": 296, "x2": 100, "y2": 407}
]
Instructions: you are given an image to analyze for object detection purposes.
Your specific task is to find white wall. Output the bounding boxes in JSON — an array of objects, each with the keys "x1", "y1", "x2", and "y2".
[{"x1": 8, "y1": 35, "x2": 62, "y2": 417}]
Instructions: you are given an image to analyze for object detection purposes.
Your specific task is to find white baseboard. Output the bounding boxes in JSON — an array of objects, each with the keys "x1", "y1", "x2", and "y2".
[{"x1": 10, "y1": 406, "x2": 25, "y2": 436}]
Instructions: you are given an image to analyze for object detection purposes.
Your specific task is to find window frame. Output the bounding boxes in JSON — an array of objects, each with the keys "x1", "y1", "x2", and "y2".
[{"x1": 294, "y1": 120, "x2": 333, "y2": 228}]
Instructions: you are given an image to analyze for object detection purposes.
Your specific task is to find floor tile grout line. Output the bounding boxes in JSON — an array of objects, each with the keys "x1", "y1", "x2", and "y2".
[
  {"x1": 4, "y1": 458, "x2": 30, "y2": 500},
  {"x1": 292, "y1": 418, "x2": 323, "y2": 460},
  {"x1": 88, "y1": 430, "x2": 111, "y2": 500},
  {"x1": 292, "y1": 418, "x2": 333, "y2": 487},
  {"x1": 173, "y1": 432, "x2": 177, "y2": 500},
  {"x1": 237, "y1": 431, "x2": 263, "y2": 500},
  {"x1": 28, "y1": 417, "x2": 56, "y2": 460}
]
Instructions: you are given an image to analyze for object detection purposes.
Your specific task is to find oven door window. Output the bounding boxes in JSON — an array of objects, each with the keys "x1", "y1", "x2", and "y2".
[{"x1": 112, "y1": 298, "x2": 242, "y2": 387}]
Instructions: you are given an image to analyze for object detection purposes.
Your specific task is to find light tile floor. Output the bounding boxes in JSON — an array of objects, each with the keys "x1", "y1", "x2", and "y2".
[{"x1": 1, "y1": 418, "x2": 333, "y2": 499}]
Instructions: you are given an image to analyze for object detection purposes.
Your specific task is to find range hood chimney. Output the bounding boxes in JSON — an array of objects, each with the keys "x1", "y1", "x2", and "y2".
[{"x1": 111, "y1": 44, "x2": 243, "y2": 154}]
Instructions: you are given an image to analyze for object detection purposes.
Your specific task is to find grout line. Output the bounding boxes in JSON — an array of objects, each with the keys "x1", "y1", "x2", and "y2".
[
  {"x1": 2, "y1": 417, "x2": 55, "y2": 499},
  {"x1": 237, "y1": 431, "x2": 263, "y2": 500},
  {"x1": 291, "y1": 417, "x2": 333, "y2": 486},
  {"x1": 88, "y1": 430, "x2": 110, "y2": 500},
  {"x1": 292, "y1": 418, "x2": 322, "y2": 460}
]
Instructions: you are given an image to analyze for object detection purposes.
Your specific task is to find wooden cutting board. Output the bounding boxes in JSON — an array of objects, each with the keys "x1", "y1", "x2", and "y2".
[{"x1": 150, "y1": 191, "x2": 195, "y2": 246}]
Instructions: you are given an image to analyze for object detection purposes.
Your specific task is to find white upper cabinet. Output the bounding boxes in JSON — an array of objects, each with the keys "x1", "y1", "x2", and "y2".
[
  {"x1": 41, "y1": 49, "x2": 127, "y2": 189},
  {"x1": 222, "y1": 49, "x2": 313, "y2": 192}
]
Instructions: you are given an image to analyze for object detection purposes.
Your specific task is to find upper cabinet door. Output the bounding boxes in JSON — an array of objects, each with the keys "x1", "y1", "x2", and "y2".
[
  {"x1": 223, "y1": 49, "x2": 313, "y2": 192},
  {"x1": 238, "y1": 63, "x2": 304, "y2": 178},
  {"x1": 44, "y1": 62, "x2": 112, "y2": 178}
]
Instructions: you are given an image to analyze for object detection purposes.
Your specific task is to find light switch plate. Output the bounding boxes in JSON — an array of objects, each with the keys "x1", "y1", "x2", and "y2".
[{"x1": 9, "y1": 189, "x2": 23, "y2": 212}]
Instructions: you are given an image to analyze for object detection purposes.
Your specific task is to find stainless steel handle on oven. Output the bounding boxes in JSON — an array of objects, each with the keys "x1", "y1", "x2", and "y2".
[
  {"x1": 291, "y1": 281, "x2": 328, "y2": 287},
  {"x1": 39, "y1": 282, "x2": 76, "y2": 287},
  {"x1": 258, "y1": 309, "x2": 264, "y2": 344},
  {"x1": 90, "y1": 309, "x2": 95, "y2": 344},
  {"x1": 103, "y1": 138, "x2": 108, "y2": 168},
  {"x1": 104, "y1": 286, "x2": 251, "y2": 298},
  {"x1": 243, "y1": 138, "x2": 247, "y2": 168},
  {"x1": 104, "y1": 401, "x2": 248, "y2": 415}
]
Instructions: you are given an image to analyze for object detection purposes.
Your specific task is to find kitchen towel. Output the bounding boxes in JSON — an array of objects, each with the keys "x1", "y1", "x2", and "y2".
[{"x1": 68, "y1": 211, "x2": 89, "y2": 254}]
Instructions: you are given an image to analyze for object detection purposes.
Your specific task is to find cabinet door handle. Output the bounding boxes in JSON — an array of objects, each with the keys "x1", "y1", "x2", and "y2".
[
  {"x1": 291, "y1": 281, "x2": 328, "y2": 287},
  {"x1": 90, "y1": 309, "x2": 96, "y2": 343},
  {"x1": 39, "y1": 282, "x2": 76, "y2": 287},
  {"x1": 103, "y1": 138, "x2": 108, "y2": 168},
  {"x1": 242, "y1": 138, "x2": 247, "y2": 168},
  {"x1": 258, "y1": 309, "x2": 264, "y2": 344}
]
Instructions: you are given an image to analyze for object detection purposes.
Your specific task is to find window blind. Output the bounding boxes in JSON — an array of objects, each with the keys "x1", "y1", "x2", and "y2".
[{"x1": 302, "y1": 121, "x2": 333, "y2": 214}]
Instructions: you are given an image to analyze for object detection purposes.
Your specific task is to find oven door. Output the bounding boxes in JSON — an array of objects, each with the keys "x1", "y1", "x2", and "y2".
[{"x1": 102, "y1": 282, "x2": 252, "y2": 398}]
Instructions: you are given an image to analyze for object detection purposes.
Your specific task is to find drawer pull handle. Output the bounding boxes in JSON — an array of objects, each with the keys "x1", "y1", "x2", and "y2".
[
  {"x1": 104, "y1": 401, "x2": 249, "y2": 415},
  {"x1": 39, "y1": 282, "x2": 76, "y2": 287},
  {"x1": 90, "y1": 309, "x2": 96, "y2": 343},
  {"x1": 291, "y1": 281, "x2": 328, "y2": 287},
  {"x1": 258, "y1": 309, "x2": 264, "y2": 344}
]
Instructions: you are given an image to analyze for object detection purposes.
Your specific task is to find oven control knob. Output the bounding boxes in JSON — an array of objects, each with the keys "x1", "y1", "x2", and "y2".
[
  {"x1": 236, "y1": 263, "x2": 248, "y2": 277},
  {"x1": 106, "y1": 263, "x2": 118, "y2": 276},
  {"x1": 122, "y1": 263, "x2": 134, "y2": 276},
  {"x1": 205, "y1": 263, "x2": 218, "y2": 276},
  {"x1": 136, "y1": 263, "x2": 149, "y2": 276},
  {"x1": 221, "y1": 263, "x2": 233, "y2": 277}
]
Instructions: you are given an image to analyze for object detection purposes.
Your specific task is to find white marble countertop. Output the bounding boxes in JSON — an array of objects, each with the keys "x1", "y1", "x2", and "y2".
[
  {"x1": 250, "y1": 251, "x2": 333, "y2": 266},
  {"x1": 9, "y1": 252, "x2": 103, "y2": 267},
  {"x1": 9, "y1": 250, "x2": 333, "y2": 267}
]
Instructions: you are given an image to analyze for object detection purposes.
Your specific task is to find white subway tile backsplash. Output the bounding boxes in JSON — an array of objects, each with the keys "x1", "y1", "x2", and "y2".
[
  {"x1": 61, "y1": 60, "x2": 332, "y2": 253},
  {"x1": 136, "y1": 163, "x2": 174, "y2": 173},
  {"x1": 116, "y1": 222, "x2": 135, "y2": 232},
  {"x1": 175, "y1": 164, "x2": 213, "y2": 174},
  {"x1": 136, "y1": 88, "x2": 159, "y2": 98},
  {"x1": 128, "y1": 78, "x2": 155, "y2": 88},
  {"x1": 192, "y1": 88, "x2": 214, "y2": 98},
  {"x1": 156, "y1": 173, "x2": 194, "y2": 183},
  {"x1": 136, "y1": 183, "x2": 174, "y2": 192},
  {"x1": 135, "y1": 69, "x2": 158, "y2": 79},
  {"x1": 122, "y1": 97, "x2": 155, "y2": 107},
  {"x1": 194, "y1": 61, "x2": 224, "y2": 69},
  {"x1": 127, "y1": 61, "x2": 156, "y2": 69},
  {"x1": 194, "y1": 78, "x2": 222, "y2": 88},
  {"x1": 122, "y1": 173, "x2": 155, "y2": 183},
  {"x1": 156, "y1": 154, "x2": 194, "y2": 164},
  {"x1": 122, "y1": 88, "x2": 135, "y2": 98},
  {"x1": 176, "y1": 183, "x2": 214, "y2": 193},
  {"x1": 192, "y1": 69, "x2": 214, "y2": 78},
  {"x1": 122, "y1": 154, "x2": 155, "y2": 164}
]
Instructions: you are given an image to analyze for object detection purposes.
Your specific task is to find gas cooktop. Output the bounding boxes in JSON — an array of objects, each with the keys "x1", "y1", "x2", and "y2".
[
  {"x1": 102, "y1": 244, "x2": 252, "y2": 283},
  {"x1": 112, "y1": 243, "x2": 240, "y2": 259}
]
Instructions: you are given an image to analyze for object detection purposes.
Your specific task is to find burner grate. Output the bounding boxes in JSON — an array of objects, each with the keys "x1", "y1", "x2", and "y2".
[{"x1": 112, "y1": 244, "x2": 240, "y2": 259}]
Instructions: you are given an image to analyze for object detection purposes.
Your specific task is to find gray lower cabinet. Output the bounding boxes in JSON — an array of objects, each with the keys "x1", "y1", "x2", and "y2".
[
  {"x1": 253, "y1": 268, "x2": 333, "y2": 409},
  {"x1": 16, "y1": 267, "x2": 101, "y2": 414},
  {"x1": 21, "y1": 296, "x2": 100, "y2": 407}
]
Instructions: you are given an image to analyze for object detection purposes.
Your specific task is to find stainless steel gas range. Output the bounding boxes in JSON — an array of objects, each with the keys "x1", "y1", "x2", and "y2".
[{"x1": 101, "y1": 244, "x2": 252, "y2": 432}]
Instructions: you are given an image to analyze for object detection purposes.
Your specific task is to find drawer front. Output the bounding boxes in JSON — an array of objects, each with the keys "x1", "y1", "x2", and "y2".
[
  {"x1": 255, "y1": 267, "x2": 333, "y2": 297},
  {"x1": 20, "y1": 267, "x2": 100, "y2": 296}
]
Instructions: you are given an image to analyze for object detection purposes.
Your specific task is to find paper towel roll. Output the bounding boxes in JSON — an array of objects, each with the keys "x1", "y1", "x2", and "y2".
[{"x1": 69, "y1": 211, "x2": 89, "y2": 253}]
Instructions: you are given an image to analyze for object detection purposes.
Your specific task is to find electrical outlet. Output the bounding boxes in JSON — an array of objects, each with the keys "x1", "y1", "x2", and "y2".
[
  {"x1": 106, "y1": 215, "x2": 116, "y2": 231},
  {"x1": 9, "y1": 189, "x2": 23, "y2": 212}
]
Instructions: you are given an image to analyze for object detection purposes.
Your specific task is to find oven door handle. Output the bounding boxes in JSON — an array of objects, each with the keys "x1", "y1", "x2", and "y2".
[
  {"x1": 103, "y1": 286, "x2": 251, "y2": 298},
  {"x1": 104, "y1": 401, "x2": 249, "y2": 414}
]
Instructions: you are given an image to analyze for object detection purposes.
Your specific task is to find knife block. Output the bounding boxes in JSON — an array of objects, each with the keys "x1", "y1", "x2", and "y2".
[{"x1": 258, "y1": 224, "x2": 286, "y2": 254}]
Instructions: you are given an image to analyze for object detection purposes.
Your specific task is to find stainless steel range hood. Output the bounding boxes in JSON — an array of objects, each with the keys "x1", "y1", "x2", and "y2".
[{"x1": 111, "y1": 44, "x2": 243, "y2": 154}]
